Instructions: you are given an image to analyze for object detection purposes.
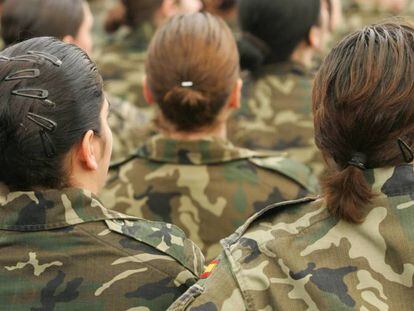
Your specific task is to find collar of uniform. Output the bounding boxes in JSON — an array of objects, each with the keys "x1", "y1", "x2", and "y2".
[
  {"x1": 221, "y1": 164, "x2": 414, "y2": 247},
  {"x1": 0, "y1": 187, "x2": 134, "y2": 231},
  {"x1": 255, "y1": 61, "x2": 311, "y2": 78},
  {"x1": 367, "y1": 164, "x2": 414, "y2": 197},
  {"x1": 136, "y1": 134, "x2": 261, "y2": 165}
]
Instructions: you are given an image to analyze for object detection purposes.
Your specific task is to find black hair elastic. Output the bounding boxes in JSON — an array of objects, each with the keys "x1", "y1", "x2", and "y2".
[
  {"x1": 397, "y1": 138, "x2": 414, "y2": 163},
  {"x1": 348, "y1": 152, "x2": 367, "y2": 170}
]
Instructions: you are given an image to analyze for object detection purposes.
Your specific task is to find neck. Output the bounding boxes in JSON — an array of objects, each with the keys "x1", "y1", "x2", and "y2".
[
  {"x1": 290, "y1": 44, "x2": 315, "y2": 68},
  {"x1": 160, "y1": 121, "x2": 228, "y2": 141}
]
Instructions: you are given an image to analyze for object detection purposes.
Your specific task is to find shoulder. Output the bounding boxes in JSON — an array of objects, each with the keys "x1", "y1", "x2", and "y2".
[
  {"x1": 104, "y1": 218, "x2": 205, "y2": 276},
  {"x1": 222, "y1": 196, "x2": 327, "y2": 248},
  {"x1": 248, "y1": 154, "x2": 319, "y2": 193}
]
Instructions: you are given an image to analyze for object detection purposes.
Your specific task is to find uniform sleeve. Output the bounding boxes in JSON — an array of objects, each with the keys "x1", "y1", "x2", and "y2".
[{"x1": 168, "y1": 253, "x2": 247, "y2": 311}]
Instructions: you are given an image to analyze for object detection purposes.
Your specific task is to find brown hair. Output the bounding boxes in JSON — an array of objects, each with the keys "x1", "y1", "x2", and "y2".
[
  {"x1": 1, "y1": 0, "x2": 85, "y2": 46},
  {"x1": 313, "y1": 21, "x2": 414, "y2": 223},
  {"x1": 104, "y1": 0, "x2": 163, "y2": 33},
  {"x1": 145, "y1": 13, "x2": 239, "y2": 132}
]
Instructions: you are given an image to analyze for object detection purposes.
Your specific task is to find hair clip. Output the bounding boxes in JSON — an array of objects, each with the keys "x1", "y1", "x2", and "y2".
[
  {"x1": 10, "y1": 55, "x2": 39, "y2": 63},
  {"x1": 5, "y1": 68, "x2": 40, "y2": 81},
  {"x1": 397, "y1": 138, "x2": 414, "y2": 163},
  {"x1": 181, "y1": 81, "x2": 194, "y2": 87},
  {"x1": 0, "y1": 55, "x2": 10, "y2": 62},
  {"x1": 27, "y1": 112, "x2": 57, "y2": 132},
  {"x1": 12, "y1": 88, "x2": 49, "y2": 100},
  {"x1": 347, "y1": 152, "x2": 367, "y2": 170},
  {"x1": 39, "y1": 130, "x2": 56, "y2": 158},
  {"x1": 28, "y1": 51, "x2": 62, "y2": 67},
  {"x1": 42, "y1": 99, "x2": 56, "y2": 109}
]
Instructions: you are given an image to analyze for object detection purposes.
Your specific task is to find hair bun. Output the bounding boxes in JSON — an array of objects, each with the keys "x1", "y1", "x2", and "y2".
[
  {"x1": 161, "y1": 86, "x2": 215, "y2": 131},
  {"x1": 163, "y1": 86, "x2": 208, "y2": 108}
]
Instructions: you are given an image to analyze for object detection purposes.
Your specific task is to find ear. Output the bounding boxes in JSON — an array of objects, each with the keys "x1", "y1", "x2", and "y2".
[
  {"x1": 227, "y1": 79, "x2": 243, "y2": 110},
  {"x1": 160, "y1": 0, "x2": 176, "y2": 18},
  {"x1": 143, "y1": 76, "x2": 155, "y2": 106},
  {"x1": 77, "y1": 130, "x2": 98, "y2": 171},
  {"x1": 308, "y1": 25, "x2": 322, "y2": 50},
  {"x1": 62, "y1": 35, "x2": 76, "y2": 45}
]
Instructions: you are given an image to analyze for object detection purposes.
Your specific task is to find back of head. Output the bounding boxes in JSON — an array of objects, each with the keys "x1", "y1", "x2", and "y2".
[
  {"x1": 313, "y1": 21, "x2": 414, "y2": 222},
  {"x1": 1, "y1": 0, "x2": 85, "y2": 46},
  {"x1": 0, "y1": 37, "x2": 103, "y2": 190},
  {"x1": 203, "y1": 0, "x2": 237, "y2": 12},
  {"x1": 238, "y1": 0, "x2": 321, "y2": 71},
  {"x1": 145, "y1": 13, "x2": 239, "y2": 132},
  {"x1": 105, "y1": 0, "x2": 163, "y2": 33}
]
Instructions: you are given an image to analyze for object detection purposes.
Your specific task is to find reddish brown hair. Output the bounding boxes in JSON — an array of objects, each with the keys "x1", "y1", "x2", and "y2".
[
  {"x1": 313, "y1": 21, "x2": 414, "y2": 223},
  {"x1": 146, "y1": 13, "x2": 239, "y2": 132}
]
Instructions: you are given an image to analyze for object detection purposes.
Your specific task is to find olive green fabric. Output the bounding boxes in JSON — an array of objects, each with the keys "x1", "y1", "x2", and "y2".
[
  {"x1": 228, "y1": 62, "x2": 324, "y2": 175},
  {"x1": 101, "y1": 134, "x2": 318, "y2": 261},
  {"x1": 169, "y1": 165, "x2": 414, "y2": 310},
  {"x1": 0, "y1": 186, "x2": 204, "y2": 310}
]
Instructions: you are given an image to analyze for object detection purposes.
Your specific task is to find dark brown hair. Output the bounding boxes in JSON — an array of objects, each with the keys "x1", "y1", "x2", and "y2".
[
  {"x1": 1, "y1": 0, "x2": 85, "y2": 46},
  {"x1": 238, "y1": 0, "x2": 321, "y2": 71},
  {"x1": 145, "y1": 13, "x2": 239, "y2": 132},
  {"x1": 104, "y1": 0, "x2": 163, "y2": 33},
  {"x1": 0, "y1": 37, "x2": 103, "y2": 190},
  {"x1": 313, "y1": 21, "x2": 414, "y2": 223}
]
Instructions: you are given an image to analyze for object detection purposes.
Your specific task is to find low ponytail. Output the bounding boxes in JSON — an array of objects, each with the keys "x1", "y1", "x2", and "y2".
[
  {"x1": 161, "y1": 86, "x2": 218, "y2": 132},
  {"x1": 321, "y1": 166, "x2": 373, "y2": 223}
]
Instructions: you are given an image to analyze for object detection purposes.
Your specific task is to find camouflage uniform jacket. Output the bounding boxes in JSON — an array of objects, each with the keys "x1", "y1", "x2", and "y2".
[
  {"x1": 169, "y1": 165, "x2": 414, "y2": 310},
  {"x1": 228, "y1": 62, "x2": 324, "y2": 175},
  {"x1": 94, "y1": 23, "x2": 158, "y2": 161},
  {"x1": 95, "y1": 24, "x2": 155, "y2": 109},
  {"x1": 108, "y1": 95, "x2": 156, "y2": 162},
  {"x1": 0, "y1": 187, "x2": 204, "y2": 310},
  {"x1": 102, "y1": 134, "x2": 318, "y2": 262},
  {"x1": 340, "y1": 0, "x2": 410, "y2": 38}
]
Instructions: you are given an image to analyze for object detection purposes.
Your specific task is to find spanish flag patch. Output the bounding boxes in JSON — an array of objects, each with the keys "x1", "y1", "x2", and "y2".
[{"x1": 199, "y1": 260, "x2": 220, "y2": 279}]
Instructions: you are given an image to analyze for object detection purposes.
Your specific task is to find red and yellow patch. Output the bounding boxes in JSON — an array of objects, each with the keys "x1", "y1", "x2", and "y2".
[{"x1": 199, "y1": 260, "x2": 220, "y2": 279}]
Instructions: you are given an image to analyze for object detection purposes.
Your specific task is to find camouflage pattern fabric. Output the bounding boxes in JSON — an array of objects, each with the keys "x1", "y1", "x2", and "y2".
[
  {"x1": 108, "y1": 95, "x2": 156, "y2": 162},
  {"x1": 228, "y1": 62, "x2": 324, "y2": 176},
  {"x1": 101, "y1": 134, "x2": 319, "y2": 262},
  {"x1": 0, "y1": 187, "x2": 204, "y2": 310},
  {"x1": 88, "y1": 0, "x2": 117, "y2": 51},
  {"x1": 338, "y1": 0, "x2": 412, "y2": 41},
  {"x1": 94, "y1": 24, "x2": 155, "y2": 109},
  {"x1": 169, "y1": 165, "x2": 414, "y2": 310},
  {"x1": 94, "y1": 23, "x2": 158, "y2": 161}
]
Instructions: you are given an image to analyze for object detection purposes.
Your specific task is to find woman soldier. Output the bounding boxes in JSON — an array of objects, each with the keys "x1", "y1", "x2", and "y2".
[
  {"x1": 102, "y1": 13, "x2": 318, "y2": 262},
  {"x1": 0, "y1": 0, "x2": 156, "y2": 162},
  {"x1": 170, "y1": 21, "x2": 414, "y2": 310},
  {"x1": 99, "y1": 0, "x2": 203, "y2": 110},
  {"x1": 228, "y1": 0, "x2": 331, "y2": 175},
  {"x1": 0, "y1": 37, "x2": 203, "y2": 309}
]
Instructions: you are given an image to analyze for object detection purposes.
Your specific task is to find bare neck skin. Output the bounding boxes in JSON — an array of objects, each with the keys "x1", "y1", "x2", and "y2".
[
  {"x1": 290, "y1": 42, "x2": 315, "y2": 68},
  {"x1": 158, "y1": 114, "x2": 228, "y2": 141}
]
